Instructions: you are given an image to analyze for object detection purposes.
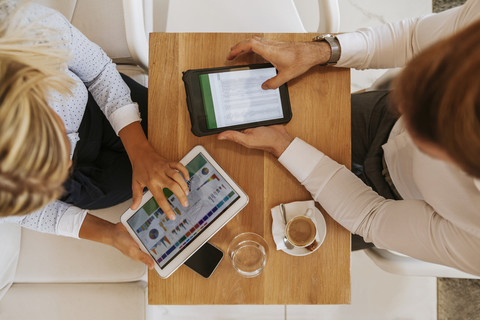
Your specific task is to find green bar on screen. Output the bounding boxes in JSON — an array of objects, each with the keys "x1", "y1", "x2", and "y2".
[{"x1": 199, "y1": 74, "x2": 217, "y2": 129}]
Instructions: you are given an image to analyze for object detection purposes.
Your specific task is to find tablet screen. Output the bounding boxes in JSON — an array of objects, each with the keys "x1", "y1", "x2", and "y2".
[
  {"x1": 126, "y1": 153, "x2": 240, "y2": 268},
  {"x1": 199, "y1": 67, "x2": 284, "y2": 129}
]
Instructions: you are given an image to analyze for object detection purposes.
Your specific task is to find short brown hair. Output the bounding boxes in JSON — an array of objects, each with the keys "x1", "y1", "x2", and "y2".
[{"x1": 393, "y1": 19, "x2": 480, "y2": 178}]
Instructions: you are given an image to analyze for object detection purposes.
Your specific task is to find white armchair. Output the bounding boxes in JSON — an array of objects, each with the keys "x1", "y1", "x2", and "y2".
[
  {"x1": 38, "y1": 0, "x2": 148, "y2": 85},
  {"x1": 0, "y1": 1, "x2": 148, "y2": 319},
  {"x1": 0, "y1": 201, "x2": 147, "y2": 320},
  {"x1": 365, "y1": 247, "x2": 480, "y2": 279}
]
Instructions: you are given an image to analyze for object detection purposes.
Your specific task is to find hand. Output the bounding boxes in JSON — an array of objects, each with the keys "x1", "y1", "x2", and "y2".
[
  {"x1": 227, "y1": 37, "x2": 331, "y2": 89},
  {"x1": 218, "y1": 125, "x2": 294, "y2": 158},
  {"x1": 110, "y1": 223, "x2": 155, "y2": 269},
  {"x1": 119, "y1": 122, "x2": 190, "y2": 220},
  {"x1": 79, "y1": 214, "x2": 155, "y2": 269},
  {"x1": 130, "y1": 143, "x2": 190, "y2": 220}
]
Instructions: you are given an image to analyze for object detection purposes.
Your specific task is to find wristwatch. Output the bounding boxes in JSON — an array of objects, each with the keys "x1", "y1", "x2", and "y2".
[{"x1": 312, "y1": 34, "x2": 341, "y2": 65}]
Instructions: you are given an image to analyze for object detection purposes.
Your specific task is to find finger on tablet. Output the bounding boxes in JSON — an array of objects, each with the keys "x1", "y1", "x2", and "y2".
[
  {"x1": 169, "y1": 162, "x2": 190, "y2": 184},
  {"x1": 131, "y1": 246, "x2": 154, "y2": 269},
  {"x1": 174, "y1": 162, "x2": 190, "y2": 181},
  {"x1": 150, "y1": 188, "x2": 176, "y2": 220},
  {"x1": 130, "y1": 181, "x2": 144, "y2": 210},
  {"x1": 141, "y1": 252, "x2": 155, "y2": 269},
  {"x1": 168, "y1": 167, "x2": 190, "y2": 197},
  {"x1": 262, "y1": 73, "x2": 288, "y2": 90},
  {"x1": 165, "y1": 179, "x2": 189, "y2": 208}
]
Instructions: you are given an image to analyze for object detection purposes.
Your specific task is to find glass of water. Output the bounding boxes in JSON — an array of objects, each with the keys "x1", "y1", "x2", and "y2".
[{"x1": 227, "y1": 232, "x2": 269, "y2": 278}]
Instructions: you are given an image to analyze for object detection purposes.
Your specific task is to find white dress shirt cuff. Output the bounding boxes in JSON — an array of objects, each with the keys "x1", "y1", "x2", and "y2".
[
  {"x1": 56, "y1": 206, "x2": 88, "y2": 238},
  {"x1": 109, "y1": 103, "x2": 142, "y2": 135},
  {"x1": 336, "y1": 31, "x2": 370, "y2": 69},
  {"x1": 278, "y1": 138, "x2": 325, "y2": 183}
]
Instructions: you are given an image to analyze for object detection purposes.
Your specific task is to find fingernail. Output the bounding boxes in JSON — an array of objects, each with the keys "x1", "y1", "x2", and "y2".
[
  {"x1": 261, "y1": 83, "x2": 269, "y2": 90},
  {"x1": 183, "y1": 200, "x2": 189, "y2": 207},
  {"x1": 170, "y1": 214, "x2": 176, "y2": 221}
]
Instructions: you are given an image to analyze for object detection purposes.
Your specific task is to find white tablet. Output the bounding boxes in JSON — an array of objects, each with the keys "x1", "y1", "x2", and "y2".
[{"x1": 121, "y1": 145, "x2": 249, "y2": 278}]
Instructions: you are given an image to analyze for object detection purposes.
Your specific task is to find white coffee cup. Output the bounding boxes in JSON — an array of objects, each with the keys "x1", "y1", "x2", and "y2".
[{"x1": 285, "y1": 208, "x2": 318, "y2": 248}]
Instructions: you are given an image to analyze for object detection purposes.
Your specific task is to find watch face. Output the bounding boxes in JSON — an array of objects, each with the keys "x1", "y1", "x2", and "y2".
[{"x1": 312, "y1": 34, "x2": 330, "y2": 42}]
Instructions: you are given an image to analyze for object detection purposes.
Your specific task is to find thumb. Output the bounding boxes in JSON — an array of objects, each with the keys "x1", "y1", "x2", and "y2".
[
  {"x1": 262, "y1": 74, "x2": 289, "y2": 90},
  {"x1": 140, "y1": 252, "x2": 155, "y2": 269},
  {"x1": 130, "y1": 182, "x2": 143, "y2": 210},
  {"x1": 218, "y1": 130, "x2": 248, "y2": 145}
]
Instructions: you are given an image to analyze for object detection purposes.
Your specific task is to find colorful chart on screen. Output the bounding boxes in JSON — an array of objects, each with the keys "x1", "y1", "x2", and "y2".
[{"x1": 125, "y1": 150, "x2": 243, "y2": 269}]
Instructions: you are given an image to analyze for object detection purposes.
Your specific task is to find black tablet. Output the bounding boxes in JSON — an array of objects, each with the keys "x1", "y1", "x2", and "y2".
[{"x1": 182, "y1": 63, "x2": 292, "y2": 137}]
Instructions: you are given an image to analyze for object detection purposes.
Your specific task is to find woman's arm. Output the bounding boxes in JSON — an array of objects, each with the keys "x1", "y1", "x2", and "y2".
[
  {"x1": 0, "y1": 201, "x2": 154, "y2": 268},
  {"x1": 44, "y1": 5, "x2": 190, "y2": 217},
  {"x1": 0, "y1": 201, "x2": 86, "y2": 237},
  {"x1": 79, "y1": 213, "x2": 154, "y2": 269}
]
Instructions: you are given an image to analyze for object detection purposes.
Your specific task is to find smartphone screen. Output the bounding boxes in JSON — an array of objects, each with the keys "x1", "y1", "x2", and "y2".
[
  {"x1": 199, "y1": 67, "x2": 284, "y2": 129},
  {"x1": 184, "y1": 242, "x2": 224, "y2": 278}
]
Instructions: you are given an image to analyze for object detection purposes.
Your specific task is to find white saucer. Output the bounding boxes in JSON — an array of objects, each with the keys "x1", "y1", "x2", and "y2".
[{"x1": 281, "y1": 207, "x2": 327, "y2": 257}]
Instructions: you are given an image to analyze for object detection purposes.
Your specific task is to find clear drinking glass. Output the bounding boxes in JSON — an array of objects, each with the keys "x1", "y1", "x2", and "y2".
[{"x1": 227, "y1": 232, "x2": 269, "y2": 278}]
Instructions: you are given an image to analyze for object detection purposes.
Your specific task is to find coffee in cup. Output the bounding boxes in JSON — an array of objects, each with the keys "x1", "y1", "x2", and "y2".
[{"x1": 286, "y1": 215, "x2": 317, "y2": 248}]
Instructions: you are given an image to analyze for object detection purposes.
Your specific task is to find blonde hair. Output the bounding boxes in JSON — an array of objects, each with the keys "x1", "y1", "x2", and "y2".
[{"x1": 0, "y1": 0, "x2": 75, "y2": 216}]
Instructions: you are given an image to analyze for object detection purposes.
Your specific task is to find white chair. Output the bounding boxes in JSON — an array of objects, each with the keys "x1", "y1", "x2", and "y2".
[
  {"x1": 38, "y1": 0, "x2": 148, "y2": 85},
  {"x1": 0, "y1": 2, "x2": 148, "y2": 319},
  {"x1": 122, "y1": 0, "x2": 341, "y2": 71},
  {"x1": 0, "y1": 202, "x2": 148, "y2": 320},
  {"x1": 365, "y1": 247, "x2": 480, "y2": 279}
]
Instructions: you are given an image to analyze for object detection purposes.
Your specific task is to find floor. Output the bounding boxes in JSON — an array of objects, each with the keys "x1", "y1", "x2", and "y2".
[
  {"x1": 437, "y1": 278, "x2": 480, "y2": 320},
  {"x1": 433, "y1": 0, "x2": 466, "y2": 12},
  {"x1": 147, "y1": 1, "x2": 440, "y2": 319},
  {"x1": 147, "y1": 251, "x2": 436, "y2": 320}
]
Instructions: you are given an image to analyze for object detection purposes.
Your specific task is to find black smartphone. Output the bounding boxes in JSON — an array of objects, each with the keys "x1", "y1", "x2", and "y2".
[{"x1": 184, "y1": 242, "x2": 224, "y2": 278}]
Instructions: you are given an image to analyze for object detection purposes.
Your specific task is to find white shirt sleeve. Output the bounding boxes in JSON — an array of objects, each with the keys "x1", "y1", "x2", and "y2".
[
  {"x1": 279, "y1": 138, "x2": 480, "y2": 276},
  {"x1": 60, "y1": 10, "x2": 142, "y2": 134},
  {"x1": 336, "y1": 0, "x2": 480, "y2": 69},
  {"x1": 0, "y1": 201, "x2": 87, "y2": 238}
]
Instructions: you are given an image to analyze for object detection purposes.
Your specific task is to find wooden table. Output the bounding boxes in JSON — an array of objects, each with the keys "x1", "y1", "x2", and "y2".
[{"x1": 148, "y1": 33, "x2": 351, "y2": 305}]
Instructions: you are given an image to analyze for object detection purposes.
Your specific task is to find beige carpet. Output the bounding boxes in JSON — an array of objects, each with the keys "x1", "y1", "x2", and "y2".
[
  {"x1": 433, "y1": 0, "x2": 466, "y2": 12},
  {"x1": 437, "y1": 278, "x2": 480, "y2": 320}
]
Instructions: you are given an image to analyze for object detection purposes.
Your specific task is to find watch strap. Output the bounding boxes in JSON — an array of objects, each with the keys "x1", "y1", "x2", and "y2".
[{"x1": 312, "y1": 34, "x2": 341, "y2": 65}]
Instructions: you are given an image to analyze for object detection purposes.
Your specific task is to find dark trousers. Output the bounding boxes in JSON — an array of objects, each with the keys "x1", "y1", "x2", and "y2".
[
  {"x1": 61, "y1": 74, "x2": 148, "y2": 209},
  {"x1": 350, "y1": 90, "x2": 400, "y2": 250}
]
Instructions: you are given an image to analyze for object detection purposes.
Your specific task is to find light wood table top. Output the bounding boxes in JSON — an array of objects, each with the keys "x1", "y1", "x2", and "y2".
[{"x1": 148, "y1": 33, "x2": 351, "y2": 305}]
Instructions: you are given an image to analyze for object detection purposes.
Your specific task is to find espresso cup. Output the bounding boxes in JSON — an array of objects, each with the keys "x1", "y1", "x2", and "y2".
[{"x1": 285, "y1": 210, "x2": 317, "y2": 248}]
